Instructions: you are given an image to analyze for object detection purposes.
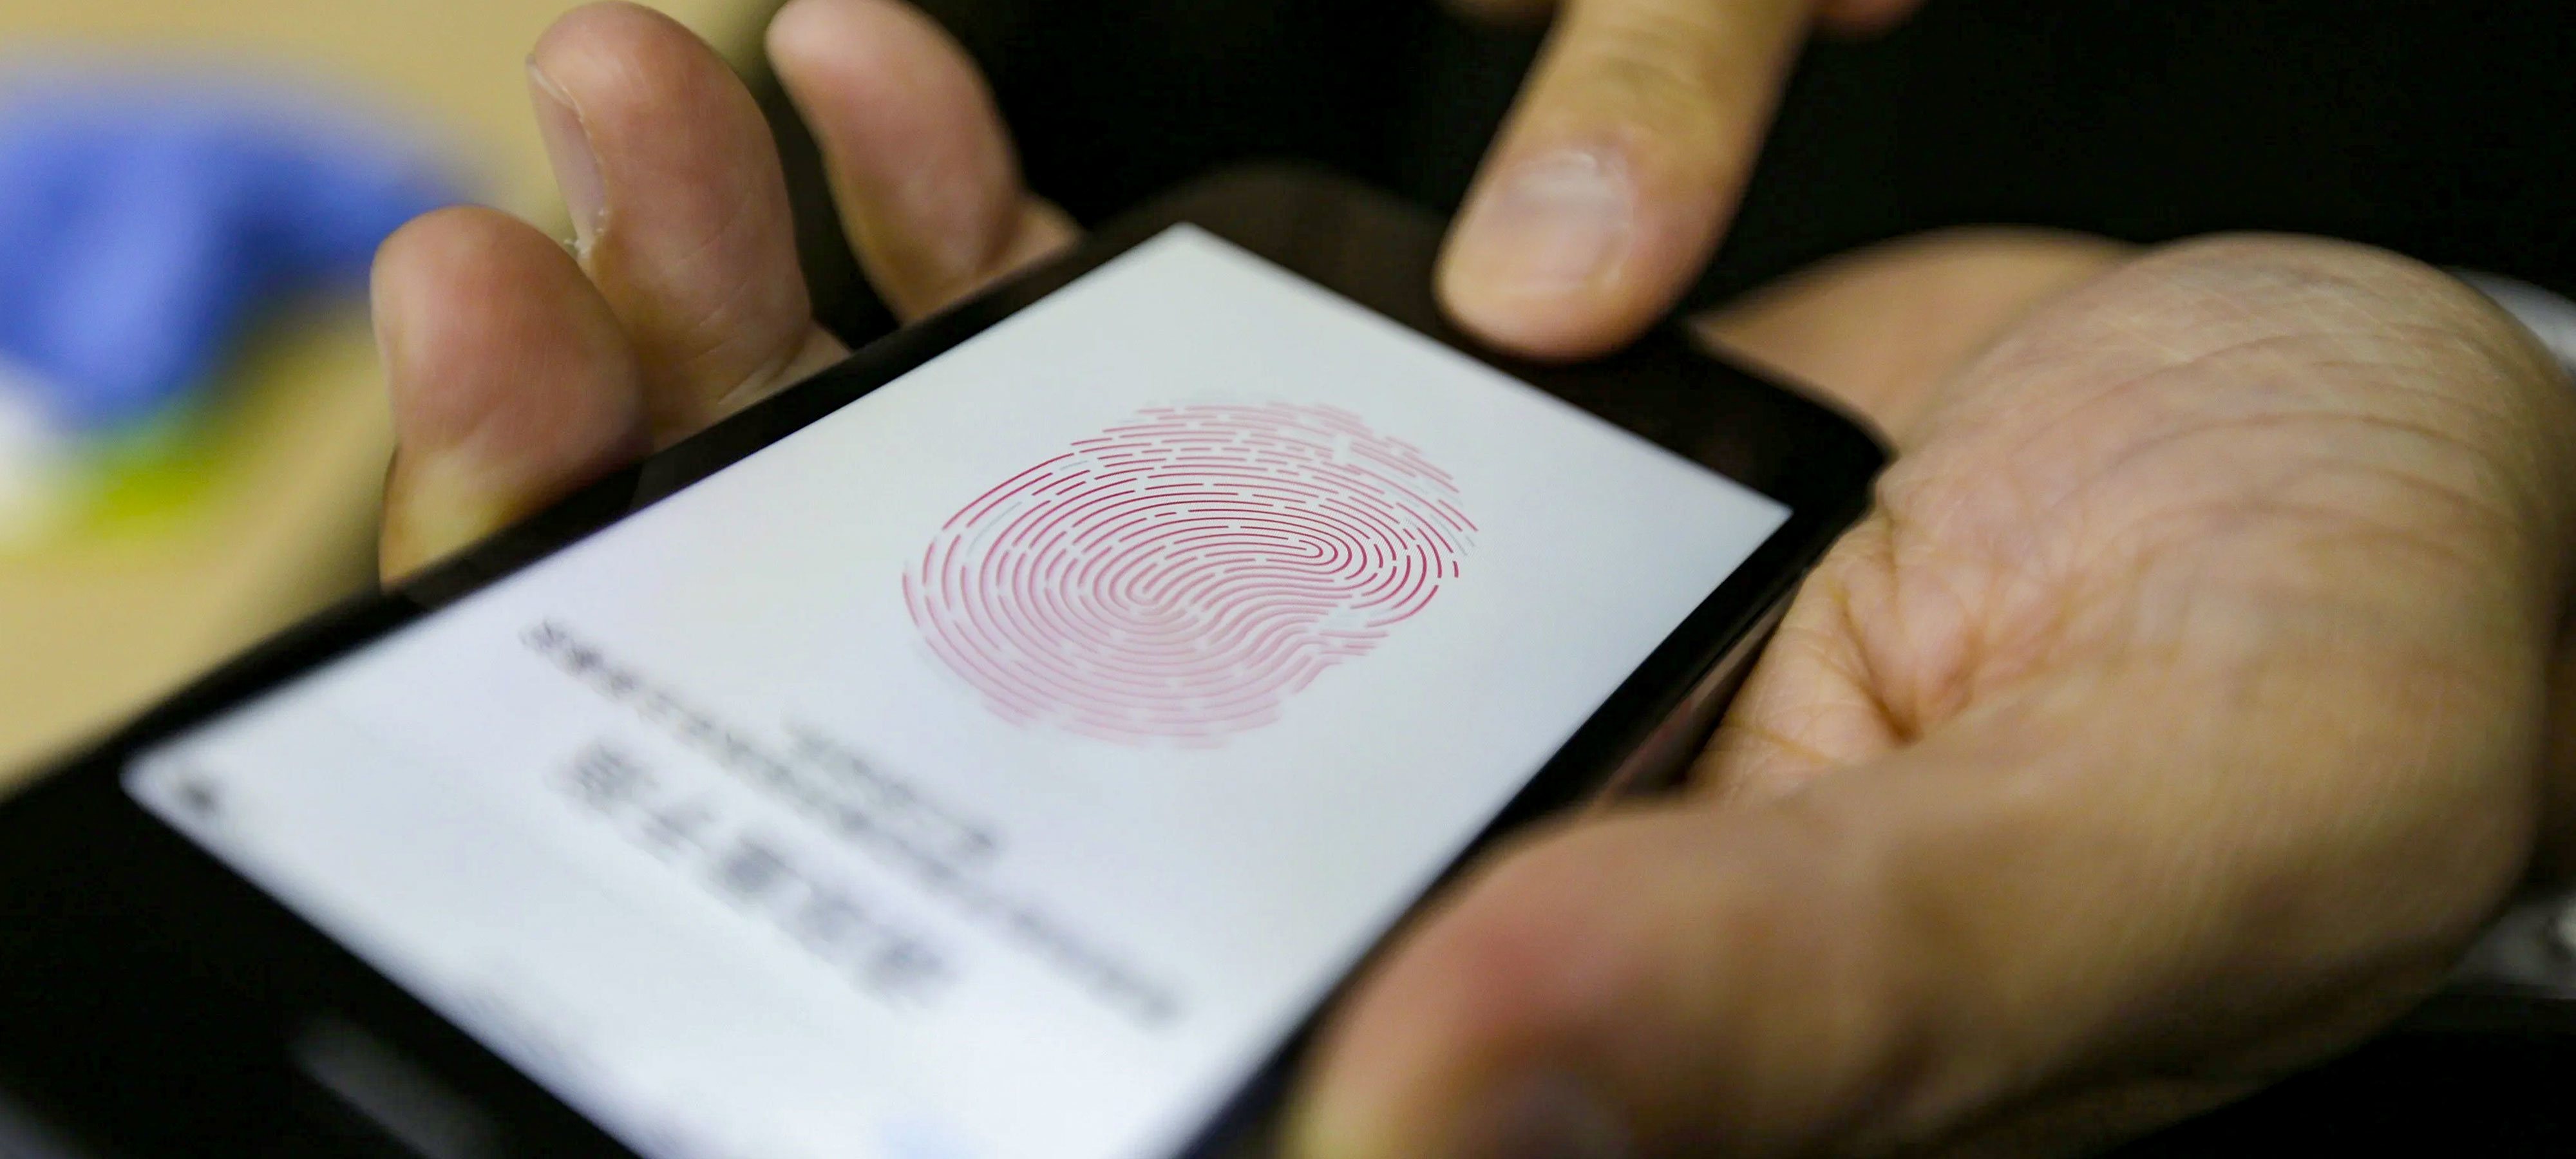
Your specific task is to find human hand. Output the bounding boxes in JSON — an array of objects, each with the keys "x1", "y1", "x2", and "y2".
[
  {"x1": 375, "y1": 0, "x2": 1072, "y2": 574},
  {"x1": 1433, "y1": 0, "x2": 1925, "y2": 361},
  {"x1": 1292, "y1": 238, "x2": 2576, "y2": 1155},
  {"x1": 370, "y1": 3, "x2": 2576, "y2": 1157}
]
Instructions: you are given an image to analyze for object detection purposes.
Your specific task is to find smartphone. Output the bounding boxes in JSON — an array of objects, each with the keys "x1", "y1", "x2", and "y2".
[{"x1": 0, "y1": 165, "x2": 1886, "y2": 1159}]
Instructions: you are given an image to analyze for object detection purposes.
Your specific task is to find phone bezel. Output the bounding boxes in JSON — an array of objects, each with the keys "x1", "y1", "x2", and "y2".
[{"x1": 0, "y1": 164, "x2": 1887, "y2": 1158}]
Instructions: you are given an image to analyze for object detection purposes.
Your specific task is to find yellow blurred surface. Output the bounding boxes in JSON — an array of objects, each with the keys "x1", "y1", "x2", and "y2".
[{"x1": 0, "y1": 0, "x2": 772, "y2": 781}]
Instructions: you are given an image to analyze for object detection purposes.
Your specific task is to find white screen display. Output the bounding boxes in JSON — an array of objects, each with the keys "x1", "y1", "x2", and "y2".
[{"x1": 126, "y1": 227, "x2": 1788, "y2": 1159}]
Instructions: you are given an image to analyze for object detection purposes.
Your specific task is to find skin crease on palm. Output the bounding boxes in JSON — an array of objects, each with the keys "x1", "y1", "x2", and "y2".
[{"x1": 367, "y1": 1, "x2": 2576, "y2": 1156}]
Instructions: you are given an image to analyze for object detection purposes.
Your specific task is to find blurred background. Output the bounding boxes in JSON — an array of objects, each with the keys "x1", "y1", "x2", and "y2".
[
  {"x1": 0, "y1": 0, "x2": 2568, "y2": 1149},
  {"x1": 0, "y1": 0, "x2": 771, "y2": 783}
]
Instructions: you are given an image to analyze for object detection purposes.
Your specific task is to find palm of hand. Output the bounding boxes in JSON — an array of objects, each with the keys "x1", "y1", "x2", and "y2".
[{"x1": 1300, "y1": 237, "x2": 2576, "y2": 1157}]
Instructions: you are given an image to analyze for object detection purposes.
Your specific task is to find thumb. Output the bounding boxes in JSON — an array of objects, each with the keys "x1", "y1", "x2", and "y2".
[
  {"x1": 1284, "y1": 657, "x2": 2535, "y2": 1158},
  {"x1": 1285, "y1": 798, "x2": 1927, "y2": 1159}
]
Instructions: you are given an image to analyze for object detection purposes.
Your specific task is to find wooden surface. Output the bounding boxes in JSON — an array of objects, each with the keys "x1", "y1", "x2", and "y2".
[{"x1": 0, "y1": 0, "x2": 771, "y2": 780}]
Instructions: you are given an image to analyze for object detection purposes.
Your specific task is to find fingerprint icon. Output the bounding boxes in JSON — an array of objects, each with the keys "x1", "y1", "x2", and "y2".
[{"x1": 904, "y1": 402, "x2": 1475, "y2": 744}]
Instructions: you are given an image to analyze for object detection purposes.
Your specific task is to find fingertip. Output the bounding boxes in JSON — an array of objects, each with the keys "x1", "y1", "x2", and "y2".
[
  {"x1": 528, "y1": 0, "x2": 781, "y2": 230},
  {"x1": 526, "y1": 1, "x2": 716, "y2": 164},
  {"x1": 1436, "y1": 234, "x2": 1657, "y2": 364},
  {"x1": 764, "y1": 0, "x2": 1003, "y2": 178},
  {"x1": 768, "y1": 0, "x2": 1059, "y2": 317},
  {"x1": 1435, "y1": 146, "x2": 1713, "y2": 362},
  {"x1": 768, "y1": 0, "x2": 994, "y2": 168},
  {"x1": 1437, "y1": 0, "x2": 1801, "y2": 362},
  {"x1": 530, "y1": 1, "x2": 698, "y2": 88},
  {"x1": 373, "y1": 205, "x2": 647, "y2": 578},
  {"x1": 766, "y1": 0, "x2": 920, "y2": 64},
  {"x1": 535, "y1": 0, "x2": 818, "y2": 423},
  {"x1": 374, "y1": 205, "x2": 640, "y2": 444}
]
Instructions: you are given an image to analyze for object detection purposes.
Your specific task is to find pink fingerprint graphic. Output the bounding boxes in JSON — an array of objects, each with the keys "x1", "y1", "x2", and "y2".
[{"x1": 904, "y1": 402, "x2": 1476, "y2": 744}]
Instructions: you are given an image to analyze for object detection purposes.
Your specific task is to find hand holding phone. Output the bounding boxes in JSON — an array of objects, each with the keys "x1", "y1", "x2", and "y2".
[
  {"x1": 13, "y1": 66, "x2": 1895, "y2": 1159},
  {"x1": 8, "y1": 4, "x2": 2575, "y2": 1159},
  {"x1": 358, "y1": 6, "x2": 2576, "y2": 1149},
  {"x1": 373, "y1": 6, "x2": 2576, "y2": 1153}
]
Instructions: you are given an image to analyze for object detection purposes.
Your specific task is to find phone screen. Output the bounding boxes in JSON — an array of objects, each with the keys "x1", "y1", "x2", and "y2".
[{"x1": 124, "y1": 227, "x2": 1789, "y2": 1159}]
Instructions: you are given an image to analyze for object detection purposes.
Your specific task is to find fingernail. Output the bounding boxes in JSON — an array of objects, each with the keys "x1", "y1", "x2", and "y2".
[
  {"x1": 1452, "y1": 149, "x2": 1635, "y2": 298},
  {"x1": 527, "y1": 59, "x2": 607, "y2": 254},
  {"x1": 1457, "y1": 1071, "x2": 1631, "y2": 1159}
]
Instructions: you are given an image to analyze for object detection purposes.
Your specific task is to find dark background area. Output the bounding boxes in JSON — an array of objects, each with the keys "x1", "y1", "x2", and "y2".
[{"x1": 759, "y1": 1, "x2": 2576, "y2": 1151}]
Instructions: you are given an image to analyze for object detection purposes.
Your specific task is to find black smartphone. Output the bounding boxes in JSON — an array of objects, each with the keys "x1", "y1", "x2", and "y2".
[{"x1": 0, "y1": 165, "x2": 1886, "y2": 1159}]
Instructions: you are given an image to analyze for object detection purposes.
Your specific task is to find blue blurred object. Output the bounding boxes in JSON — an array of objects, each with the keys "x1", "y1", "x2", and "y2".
[{"x1": 0, "y1": 73, "x2": 461, "y2": 433}]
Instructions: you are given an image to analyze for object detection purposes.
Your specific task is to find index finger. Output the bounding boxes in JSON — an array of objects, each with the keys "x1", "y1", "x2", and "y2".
[
  {"x1": 1438, "y1": 0, "x2": 1806, "y2": 361},
  {"x1": 1440, "y1": 0, "x2": 1924, "y2": 362}
]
